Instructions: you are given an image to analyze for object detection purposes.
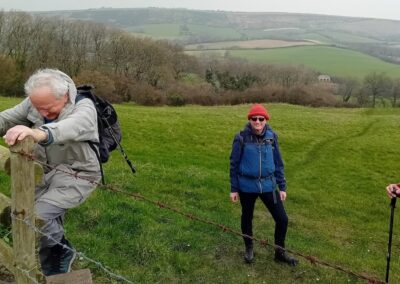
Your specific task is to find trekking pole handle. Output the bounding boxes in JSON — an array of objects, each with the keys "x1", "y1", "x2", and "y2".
[{"x1": 391, "y1": 195, "x2": 397, "y2": 208}]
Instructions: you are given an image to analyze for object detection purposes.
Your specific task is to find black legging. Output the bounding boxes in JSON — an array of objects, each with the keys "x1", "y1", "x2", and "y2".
[{"x1": 239, "y1": 191, "x2": 288, "y2": 248}]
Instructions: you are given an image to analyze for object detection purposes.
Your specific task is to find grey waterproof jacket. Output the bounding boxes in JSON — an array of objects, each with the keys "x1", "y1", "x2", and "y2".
[{"x1": 0, "y1": 93, "x2": 101, "y2": 208}]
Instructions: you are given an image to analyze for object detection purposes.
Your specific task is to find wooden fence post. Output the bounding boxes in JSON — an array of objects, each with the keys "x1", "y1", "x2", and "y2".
[
  {"x1": 0, "y1": 147, "x2": 15, "y2": 276},
  {"x1": 10, "y1": 137, "x2": 37, "y2": 284},
  {"x1": 0, "y1": 145, "x2": 11, "y2": 173},
  {"x1": 1, "y1": 144, "x2": 44, "y2": 186}
]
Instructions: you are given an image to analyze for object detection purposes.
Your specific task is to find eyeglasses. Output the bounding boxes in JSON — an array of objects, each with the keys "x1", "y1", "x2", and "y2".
[{"x1": 250, "y1": 117, "x2": 265, "y2": 122}]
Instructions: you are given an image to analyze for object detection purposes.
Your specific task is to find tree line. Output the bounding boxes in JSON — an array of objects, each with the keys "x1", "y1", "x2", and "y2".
[{"x1": 0, "y1": 11, "x2": 399, "y2": 108}]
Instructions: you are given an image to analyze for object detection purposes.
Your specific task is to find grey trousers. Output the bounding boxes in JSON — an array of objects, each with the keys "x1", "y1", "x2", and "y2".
[
  {"x1": 35, "y1": 201, "x2": 66, "y2": 248},
  {"x1": 33, "y1": 166, "x2": 100, "y2": 248}
]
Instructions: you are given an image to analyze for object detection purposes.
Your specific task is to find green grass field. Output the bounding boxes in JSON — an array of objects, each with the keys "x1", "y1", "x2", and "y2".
[
  {"x1": 188, "y1": 46, "x2": 400, "y2": 79},
  {"x1": 1, "y1": 97, "x2": 400, "y2": 283},
  {"x1": 186, "y1": 24, "x2": 243, "y2": 40},
  {"x1": 125, "y1": 23, "x2": 182, "y2": 39},
  {"x1": 125, "y1": 23, "x2": 243, "y2": 41}
]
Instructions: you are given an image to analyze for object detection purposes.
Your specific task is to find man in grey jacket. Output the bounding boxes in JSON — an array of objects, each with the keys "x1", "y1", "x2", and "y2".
[{"x1": 1, "y1": 69, "x2": 101, "y2": 276}]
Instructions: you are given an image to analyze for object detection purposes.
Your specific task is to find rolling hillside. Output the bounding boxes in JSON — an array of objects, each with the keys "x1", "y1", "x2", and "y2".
[
  {"x1": 189, "y1": 46, "x2": 400, "y2": 78},
  {"x1": 37, "y1": 8, "x2": 400, "y2": 46},
  {"x1": 36, "y1": 7, "x2": 400, "y2": 67}
]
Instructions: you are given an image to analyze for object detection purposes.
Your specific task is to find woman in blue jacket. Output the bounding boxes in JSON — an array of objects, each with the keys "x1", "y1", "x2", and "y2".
[{"x1": 229, "y1": 104, "x2": 297, "y2": 266}]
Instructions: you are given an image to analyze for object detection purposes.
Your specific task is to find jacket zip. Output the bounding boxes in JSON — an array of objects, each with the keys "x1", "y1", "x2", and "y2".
[{"x1": 258, "y1": 144, "x2": 262, "y2": 193}]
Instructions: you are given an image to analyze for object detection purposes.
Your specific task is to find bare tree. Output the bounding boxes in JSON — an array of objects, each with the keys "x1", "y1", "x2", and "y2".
[
  {"x1": 164, "y1": 43, "x2": 199, "y2": 79},
  {"x1": 390, "y1": 78, "x2": 400, "y2": 107},
  {"x1": 87, "y1": 22, "x2": 107, "y2": 69},
  {"x1": 26, "y1": 16, "x2": 58, "y2": 71},
  {"x1": 363, "y1": 72, "x2": 392, "y2": 107},
  {"x1": 53, "y1": 19, "x2": 73, "y2": 74},
  {"x1": 105, "y1": 30, "x2": 133, "y2": 75},
  {"x1": 0, "y1": 11, "x2": 5, "y2": 51},
  {"x1": 69, "y1": 21, "x2": 90, "y2": 76},
  {"x1": 335, "y1": 77, "x2": 360, "y2": 103},
  {"x1": 2, "y1": 12, "x2": 36, "y2": 70}
]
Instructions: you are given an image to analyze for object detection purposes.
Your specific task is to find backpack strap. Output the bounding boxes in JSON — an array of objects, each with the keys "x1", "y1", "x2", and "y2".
[
  {"x1": 88, "y1": 141, "x2": 105, "y2": 185},
  {"x1": 75, "y1": 94, "x2": 85, "y2": 104},
  {"x1": 75, "y1": 92, "x2": 106, "y2": 185},
  {"x1": 238, "y1": 130, "x2": 245, "y2": 148}
]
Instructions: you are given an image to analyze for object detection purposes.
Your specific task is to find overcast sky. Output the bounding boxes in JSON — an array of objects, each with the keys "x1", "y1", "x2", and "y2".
[{"x1": 0, "y1": 0, "x2": 399, "y2": 21}]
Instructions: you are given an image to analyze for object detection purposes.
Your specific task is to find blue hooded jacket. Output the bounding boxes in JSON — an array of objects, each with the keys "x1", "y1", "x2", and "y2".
[{"x1": 229, "y1": 123, "x2": 286, "y2": 193}]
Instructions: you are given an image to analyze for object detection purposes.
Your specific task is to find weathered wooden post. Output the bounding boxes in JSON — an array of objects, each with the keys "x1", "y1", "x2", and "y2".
[
  {"x1": 0, "y1": 146, "x2": 15, "y2": 277},
  {"x1": 0, "y1": 145, "x2": 11, "y2": 173},
  {"x1": 1, "y1": 144, "x2": 44, "y2": 186},
  {"x1": 0, "y1": 190, "x2": 11, "y2": 220},
  {"x1": 10, "y1": 137, "x2": 37, "y2": 283},
  {"x1": 0, "y1": 145, "x2": 12, "y2": 217}
]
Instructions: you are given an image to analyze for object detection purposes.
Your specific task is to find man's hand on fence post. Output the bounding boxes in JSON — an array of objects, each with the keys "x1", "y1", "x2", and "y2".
[{"x1": 3, "y1": 126, "x2": 47, "y2": 145}]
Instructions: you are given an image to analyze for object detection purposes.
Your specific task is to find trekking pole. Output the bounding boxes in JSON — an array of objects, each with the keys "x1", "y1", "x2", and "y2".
[
  {"x1": 386, "y1": 196, "x2": 397, "y2": 283},
  {"x1": 104, "y1": 120, "x2": 136, "y2": 174}
]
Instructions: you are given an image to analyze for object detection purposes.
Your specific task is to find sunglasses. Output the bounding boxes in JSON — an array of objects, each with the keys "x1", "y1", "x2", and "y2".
[{"x1": 250, "y1": 117, "x2": 265, "y2": 122}]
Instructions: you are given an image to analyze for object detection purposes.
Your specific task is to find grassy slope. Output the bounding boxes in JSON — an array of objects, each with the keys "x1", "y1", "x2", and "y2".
[
  {"x1": 125, "y1": 23, "x2": 182, "y2": 39},
  {"x1": 125, "y1": 23, "x2": 243, "y2": 41},
  {"x1": 188, "y1": 46, "x2": 400, "y2": 79},
  {"x1": 1, "y1": 97, "x2": 400, "y2": 283},
  {"x1": 126, "y1": 22, "x2": 379, "y2": 44}
]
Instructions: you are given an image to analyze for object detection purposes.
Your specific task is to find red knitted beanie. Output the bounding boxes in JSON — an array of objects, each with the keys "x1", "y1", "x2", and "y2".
[{"x1": 247, "y1": 104, "x2": 270, "y2": 120}]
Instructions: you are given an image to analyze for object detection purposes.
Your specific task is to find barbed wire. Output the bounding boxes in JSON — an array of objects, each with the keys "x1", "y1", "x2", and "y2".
[
  {"x1": 11, "y1": 150, "x2": 385, "y2": 283},
  {"x1": 100, "y1": 186, "x2": 385, "y2": 284},
  {"x1": 11, "y1": 212, "x2": 135, "y2": 284},
  {"x1": 14, "y1": 265, "x2": 41, "y2": 284}
]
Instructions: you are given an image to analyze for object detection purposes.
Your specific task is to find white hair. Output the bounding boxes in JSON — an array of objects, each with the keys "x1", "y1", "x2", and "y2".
[{"x1": 24, "y1": 68, "x2": 77, "y2": 99}]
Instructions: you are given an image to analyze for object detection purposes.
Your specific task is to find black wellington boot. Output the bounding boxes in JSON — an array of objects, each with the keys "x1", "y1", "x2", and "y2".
[
  {"x1": 39, "y1": 246, "x2": 56, "y2": 276},
  {"x1": 244, "y1": 245, "x2": 254, "y2": 263},
  {"x1": 40, "y1": 237, "x2": 77, "y2": 276},
  {"x1": 58, "y1": 237, "x2": 77, "y2": 274},
  {"x1": 274, "y1": 249, "x2": 298, "y2": 266}
]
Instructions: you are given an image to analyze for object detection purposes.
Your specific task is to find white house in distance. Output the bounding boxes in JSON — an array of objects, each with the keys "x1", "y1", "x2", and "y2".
[{"x1": 318, "y1": 74, "x2": 331, "y2": 82}]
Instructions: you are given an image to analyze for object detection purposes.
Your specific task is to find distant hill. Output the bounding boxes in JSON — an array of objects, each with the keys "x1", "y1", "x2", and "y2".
[
  {"x1": 37, "y1": 8, "x2": 400, "y2": 43},
  {"x1": 37, "y1": 7, "x2": 400, "y2": 63}
]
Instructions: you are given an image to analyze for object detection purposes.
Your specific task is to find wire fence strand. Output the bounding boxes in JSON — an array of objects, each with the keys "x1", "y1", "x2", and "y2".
[
  {"x1": 8, "y1": 149, "x2": 386, "y2": 284},
  {"x1": 11, "y1": 212, "x2": 135, "y2": 284},
  {"x1": 14, "y1": 265, "x2": 41, "y2": 284}
]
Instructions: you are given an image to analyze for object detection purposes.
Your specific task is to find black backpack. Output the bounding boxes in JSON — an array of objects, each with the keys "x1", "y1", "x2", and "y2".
[{"x1": 76, "y1": 85, "x2": 136, "y2": 183}]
